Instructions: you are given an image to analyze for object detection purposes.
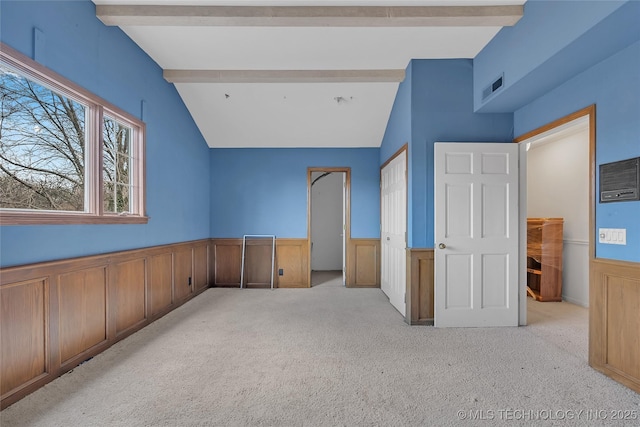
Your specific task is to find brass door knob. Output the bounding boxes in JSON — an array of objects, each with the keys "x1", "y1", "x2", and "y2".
[{"x1": 438, "y1": 243, "x2": 446, "y2": 249}]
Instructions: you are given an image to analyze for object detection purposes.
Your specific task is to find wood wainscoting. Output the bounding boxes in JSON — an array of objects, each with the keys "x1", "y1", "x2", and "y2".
[
  {"x1": 276, "y1": 239, "x2": 309, "y2": 288},
  {"x1": 211, "y1": 238, "x2": 309, "y2": 288},
  {"x1": 406, "y1": 249, "x2": 434, "y2": 325},
  {"x1": 0, "y1": 239, "x2": 212, "y2": 409},
  {"x1": 346, "y1": 238, "x2": 380, "y2": 288},
  {"x1": 211, "y1": 239, "x2": 242, "y2": 287},
  {"x1": 211, "y1": 237, "x2": 380, "y2": 288},
  {"x1": 590, "y1": 258, "x2": 640, "y2": 393}
]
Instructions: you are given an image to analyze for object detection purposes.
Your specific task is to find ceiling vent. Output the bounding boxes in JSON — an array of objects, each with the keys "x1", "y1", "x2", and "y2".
[{"x1": 482, "y1": 74, "x2": 504, "y2": 102}]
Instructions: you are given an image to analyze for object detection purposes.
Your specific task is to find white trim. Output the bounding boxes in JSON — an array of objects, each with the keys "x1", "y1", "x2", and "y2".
[{"x1": 563, "y1": 239, "x2": 589, "y2": 246}]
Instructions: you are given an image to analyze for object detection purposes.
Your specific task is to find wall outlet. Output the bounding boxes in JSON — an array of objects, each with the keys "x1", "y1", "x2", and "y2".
[{"x1": 598, "y1": 228, "x2": 626, "y2": 245}]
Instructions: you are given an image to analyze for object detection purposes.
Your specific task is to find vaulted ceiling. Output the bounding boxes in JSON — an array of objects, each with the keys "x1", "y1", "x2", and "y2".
[{"x1": 93, "y1": 1, "x2": 524, "y2": 148}]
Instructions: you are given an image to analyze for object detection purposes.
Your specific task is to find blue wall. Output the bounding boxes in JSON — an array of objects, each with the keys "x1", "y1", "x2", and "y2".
[
  {"x1": 0, "y1": 1, "x2": 211, "y2": 267},
  {"x1": 380, "y1": 62, "x2": 413, "y2": 244},
  {"x1": 410, "y1": 60, "x2": 514, "y2": 247},
  {"x1": 476, "y1": 0, "x2": 640, "y2": 263},
  {"x1": 380, "y1": 62, "x2": 413, "y2": 163},
  {"x1": 3, "y1": 0, "x2": 638, "y2": 266},
  {"x1": 474, "y1": 0, "x2": 634, "y2": 113},
  {"x1": 210, "y1": 148, "x2": 380, "y2": 239},
  {"x1": 514, "y1": 40, "x2": 640, "y2": 262},
  {"x1": 380, "y1": 59, "x2": 513, "y2": 248}
]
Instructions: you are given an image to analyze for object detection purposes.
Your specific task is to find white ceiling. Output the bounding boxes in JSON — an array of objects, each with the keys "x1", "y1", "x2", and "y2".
[{"x1": 93, "y1": 0, "x2": 525, "y2": 148}]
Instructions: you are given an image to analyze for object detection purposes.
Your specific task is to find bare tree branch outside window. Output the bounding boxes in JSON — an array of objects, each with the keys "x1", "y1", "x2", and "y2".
[
  {"x1": 103, "y1": 116, "x2": 132, "y2": 213},
  {"x1": 1, "y1": 64, "x2": 86, "y2": 211},
  {"x1": 0, "y1": 44, "x2": 146, "y2": 225}
]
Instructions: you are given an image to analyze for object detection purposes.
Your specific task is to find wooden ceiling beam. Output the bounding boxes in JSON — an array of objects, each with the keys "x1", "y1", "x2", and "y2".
[
  {"x1": 97, "y1": 5, "x2": 523, "y2": 27},
  {"x1": 163, "y1": 69, "x2": 406, "y2": 83}
]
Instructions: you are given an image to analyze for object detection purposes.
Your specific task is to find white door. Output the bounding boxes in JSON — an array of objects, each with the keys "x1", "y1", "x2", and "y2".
[
  {"x1": 434, "y1": 143, "x2": 519, "y2": 327},
  {"x1": 381, "y1": 150, "x2": 407, "y2": 316}
]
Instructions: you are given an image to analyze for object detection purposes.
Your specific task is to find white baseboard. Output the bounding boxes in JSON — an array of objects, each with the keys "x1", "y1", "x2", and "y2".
[{"x1": 562, "y1": 294, "x2": 589, "y2": 308}]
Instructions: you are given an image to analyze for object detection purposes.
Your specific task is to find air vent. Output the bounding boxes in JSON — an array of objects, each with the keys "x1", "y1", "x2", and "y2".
[
  {"x1": 482, "y1": 73, "x2": 504, "y2": 102},
  {"x1": 599, "y1": 157, "x2": 640, "y2": 203}
]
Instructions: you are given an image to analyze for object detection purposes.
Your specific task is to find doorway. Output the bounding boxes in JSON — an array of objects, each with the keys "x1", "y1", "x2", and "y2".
[
  {"x1": 514, "y1": 105, "x2": 595, "y2": 342},
  {"x1": 523, "y1": 116, "x2": 590, "y2": 307},
  {"x1": 307, "y1": 168, "x2": 350, "y2": 287}
]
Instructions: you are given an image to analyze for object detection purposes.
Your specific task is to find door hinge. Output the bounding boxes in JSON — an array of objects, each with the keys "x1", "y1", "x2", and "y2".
[{"x1": 404, "y1": 293, "x2": 406, "y2": 303}]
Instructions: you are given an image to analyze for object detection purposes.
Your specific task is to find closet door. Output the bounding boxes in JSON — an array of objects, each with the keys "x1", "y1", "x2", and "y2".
[{"x1": 381, "y1": 149, "x2": 407, "y2": 316}]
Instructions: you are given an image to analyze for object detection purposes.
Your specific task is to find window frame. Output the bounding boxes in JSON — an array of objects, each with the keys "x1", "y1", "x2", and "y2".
[{"x1": 0, "y1": 42, "x2": 147, "y2": 225}]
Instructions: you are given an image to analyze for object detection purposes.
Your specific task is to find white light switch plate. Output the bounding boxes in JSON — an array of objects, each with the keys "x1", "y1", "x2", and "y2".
[{"x1": 599, "y1": 228, "x2": 627, "y2": 245}]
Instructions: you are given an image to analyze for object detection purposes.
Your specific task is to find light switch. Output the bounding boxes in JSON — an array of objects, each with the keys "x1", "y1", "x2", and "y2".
[
  {"x1": 599, "y1": 228, "x2": 626, "y2": 245},
  {"x1": 618, "y1": 229, "x2": 627, "y2": 245}
]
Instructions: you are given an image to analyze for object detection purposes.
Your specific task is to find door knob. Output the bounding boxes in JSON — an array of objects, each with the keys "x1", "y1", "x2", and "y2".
[
  {"x1": 438, "y1": 243, "x2": 446, "y2": 249},
  {"x1": 387, "y1": 237, "x2": 390, "y2": 241}
]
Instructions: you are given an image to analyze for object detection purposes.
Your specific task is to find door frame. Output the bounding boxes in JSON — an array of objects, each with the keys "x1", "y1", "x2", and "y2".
[
  {"x1": 513, "y1": 105, "x2": 596, "y2": 325},
  {"x1": 307, "y1": 167, "x2": 351, "y2": 287}
]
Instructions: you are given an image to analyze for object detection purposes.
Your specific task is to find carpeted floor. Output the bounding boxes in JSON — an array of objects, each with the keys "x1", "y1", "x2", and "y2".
[{"x1": 2, "y1": 272, "x2": 639, "y2": 426}]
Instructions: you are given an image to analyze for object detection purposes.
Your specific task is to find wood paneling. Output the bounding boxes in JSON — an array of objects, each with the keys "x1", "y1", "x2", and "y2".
[
  {"x1": 276, "y1": 239, "x2": 309, "y2": 288},
  {"x1": 346, "y1": 238, "x2": 380, "y2": 287},
  {"x1": 208, "y1": 241, "x2": 216, "y2": 286},
  {"x1": 213, "y1": 239, "x2": 242, "y2": 287},
  {"x1": 590, "y1": 258, "x2": 640, "y2": 393},
  {"x1": 58, "y1": 267, "x2": 107, "y2": 364},
  {"x1": 245, "y1": 239, "x2": 274, "y2": 288},
  {"x1": 406, "y1": 249, "x2": 434, "y2": 325},
  {"x1": 211, "y1": 238, "x2": 307, "y2": 288},
  {"x1": 174, "y1": 249, "x2": 193, "y2": 302},
  {"x1": 0, "y1": 280, "x2": 48, "y2": 397},
  {"x1": 0, "y1": 239, "x2": 211, "y2": 409},
  {"x1": 149, "y1": 253, "x2": 173, "y2": 316},
  {"x1": 113, "y1": 259, "x2": 147, "y2": 336},
  {"x1": 193, "y1": 244, "x2": 209, "y2": 292},
  {"x1": 606, "y1": 276, "x2": 640, "y2": 381}
]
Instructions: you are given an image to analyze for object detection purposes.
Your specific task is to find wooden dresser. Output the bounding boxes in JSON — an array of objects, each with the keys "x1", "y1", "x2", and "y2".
[{"x1": 527, "y1": 218, "x2": 564, "y2": 302}]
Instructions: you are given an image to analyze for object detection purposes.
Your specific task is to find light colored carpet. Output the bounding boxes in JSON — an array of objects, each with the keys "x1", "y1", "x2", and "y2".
[{"x1": 2, "y1": 275, "x2": 639, "y2": 426}]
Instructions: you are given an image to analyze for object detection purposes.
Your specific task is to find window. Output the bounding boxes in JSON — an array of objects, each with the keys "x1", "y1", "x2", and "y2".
[
  {"x1": 103, "y1": 116, "x2": 134, "y2": 214},
  {"x1": 0, "y1": 43, "x2": 146, "y2": 224}
]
